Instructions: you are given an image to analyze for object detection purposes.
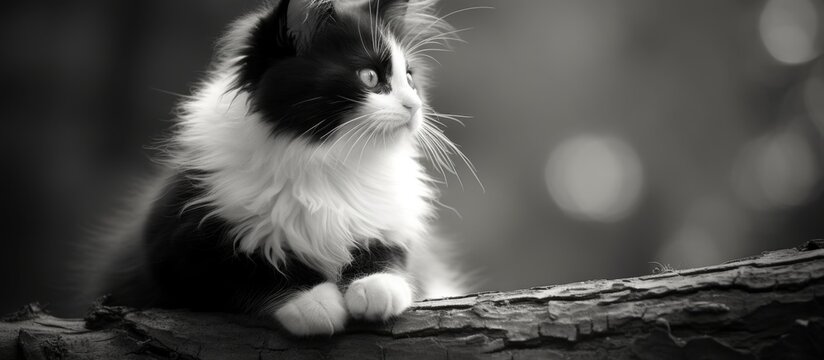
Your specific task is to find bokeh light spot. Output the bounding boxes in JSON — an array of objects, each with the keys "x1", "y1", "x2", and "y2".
[
  {"x1": 657, "y1": 198, "x2": 748, "y2": 268},
  {"x1": 545, "y1": 135, "x2": 644, "y2": 222},
  {"x1": 759, "y1": 0, "x2": 820, "y2": 65},
  {"x1": 732, "y1": 127, "x2": 821, "y2": 209}
]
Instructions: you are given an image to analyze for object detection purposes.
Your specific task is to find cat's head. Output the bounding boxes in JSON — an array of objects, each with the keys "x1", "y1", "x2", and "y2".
[{"x1": 222, "y1": 0, "x2": 452, "y2": 149}]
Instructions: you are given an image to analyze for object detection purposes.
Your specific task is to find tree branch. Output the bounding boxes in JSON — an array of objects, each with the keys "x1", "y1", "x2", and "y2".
[{"x1": 3, "y1": 240, "x2": 824, "y2": 359}]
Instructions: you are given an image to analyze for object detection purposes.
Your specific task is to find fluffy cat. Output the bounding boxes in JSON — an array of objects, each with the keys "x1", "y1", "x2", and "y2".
[{"x1": 89, "y1": 0, "x2": 472, "y2": 336}]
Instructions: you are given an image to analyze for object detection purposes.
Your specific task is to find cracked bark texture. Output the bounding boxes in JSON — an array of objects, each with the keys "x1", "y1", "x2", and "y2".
[{"x1": 3, "y1": 240, "x2": 824, "y2": 360}]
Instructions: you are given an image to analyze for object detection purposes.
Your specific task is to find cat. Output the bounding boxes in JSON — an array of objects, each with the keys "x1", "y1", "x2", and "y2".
[{"x1": 87, "y1": 0, "x2": 473, "y2": 336}]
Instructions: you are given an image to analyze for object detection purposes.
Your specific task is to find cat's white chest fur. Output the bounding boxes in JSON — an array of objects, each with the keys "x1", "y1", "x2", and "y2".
[{"x1": 174, "y1": 74, "x2": 436, "y2": 278}]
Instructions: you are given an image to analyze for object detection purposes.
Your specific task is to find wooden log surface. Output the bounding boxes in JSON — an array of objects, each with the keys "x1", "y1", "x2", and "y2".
[{"x1": 2, "y1": 240, "x2": 824, "y2": 359}]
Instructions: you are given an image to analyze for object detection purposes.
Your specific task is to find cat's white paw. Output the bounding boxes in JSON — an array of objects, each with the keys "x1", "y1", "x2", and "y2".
[
  {"x1": 274, "y1": 282, "x2": 347, "y2": 336},
  {"x1": 344, "y1": 273, "x2": 413, "y2": 321}
]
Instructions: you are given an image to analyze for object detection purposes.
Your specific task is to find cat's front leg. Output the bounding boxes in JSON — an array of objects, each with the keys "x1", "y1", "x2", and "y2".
[
  {"x1": 341, "y1": 242, "x2": 412, "y2": 321},
  {"x1": 273, "y1": 282, "x2": 348, "y2": 335},
  {"x1": 345, "y1": 273, "x2": 413, "y2": 321},
  {"x1": 271, "y1": 241, "x2": 411, "y2": 334}
]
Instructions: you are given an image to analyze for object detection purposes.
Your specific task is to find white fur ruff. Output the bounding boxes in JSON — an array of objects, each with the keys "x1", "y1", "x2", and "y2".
[{"x1": 173, "y1": 74, "x2": 436, "y2": 280}]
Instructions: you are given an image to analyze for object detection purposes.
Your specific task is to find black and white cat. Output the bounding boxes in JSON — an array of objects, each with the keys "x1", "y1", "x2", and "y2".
[{"x1": 89, "y1": 0, "x2": 472, "y2": 336}]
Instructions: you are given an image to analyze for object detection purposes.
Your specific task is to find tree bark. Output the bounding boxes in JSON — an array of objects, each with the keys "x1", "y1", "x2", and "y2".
[{"x1": 3, "y1": 240, "x2": 824, "y2": 360}]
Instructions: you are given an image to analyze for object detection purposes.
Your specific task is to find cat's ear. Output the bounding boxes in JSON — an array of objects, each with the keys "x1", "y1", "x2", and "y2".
[
  {"x1": 229, "y1": 0, "x2": 336, "y2": 93},
  {"x1": 285, "y1": 0, "x2": 337, "y2": 53}
]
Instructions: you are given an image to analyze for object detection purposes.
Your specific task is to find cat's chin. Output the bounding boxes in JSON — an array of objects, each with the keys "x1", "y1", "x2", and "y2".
[
  {"x1": 379, "y1": 117, "x2": 421, "y2": 137},
  {"x1": 394, "y1": 120, "x2": 423, "y2": 139},
  {"x1": 403, "y1": 115, "x2": 423, "y2": 133}
]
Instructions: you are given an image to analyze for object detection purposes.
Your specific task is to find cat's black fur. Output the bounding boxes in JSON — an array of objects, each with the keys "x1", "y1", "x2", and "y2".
[{"x1": 105, "y1": 172, "x2": 407, "y2": 313}]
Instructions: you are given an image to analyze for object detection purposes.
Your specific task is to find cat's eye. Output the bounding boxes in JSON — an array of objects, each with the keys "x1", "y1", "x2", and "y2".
[
  {"x1": 406, "y1": 71, "x2": 416, "y2": 90},
  {"x1": 358, "y1": 69, "x2": 379, "y2": 88}
]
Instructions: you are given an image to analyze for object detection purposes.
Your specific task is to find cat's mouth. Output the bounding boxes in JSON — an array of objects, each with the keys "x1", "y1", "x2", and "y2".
[
  {"x1": 377, "y1": 113, "x2": 416, "y2": 132},
  {"x1": 386, "y1": 111, "x2": 422, "y2": 131}
]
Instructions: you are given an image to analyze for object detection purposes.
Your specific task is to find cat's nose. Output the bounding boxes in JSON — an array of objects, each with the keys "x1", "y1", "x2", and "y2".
[{"x1": 402, "y1": 99, "x2": 421, "y2": 116}]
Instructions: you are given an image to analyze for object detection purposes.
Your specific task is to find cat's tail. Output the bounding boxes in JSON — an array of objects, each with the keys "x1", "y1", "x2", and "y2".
[{"x1": 67, "y1": 170, "x2": 172, "y2": 312}]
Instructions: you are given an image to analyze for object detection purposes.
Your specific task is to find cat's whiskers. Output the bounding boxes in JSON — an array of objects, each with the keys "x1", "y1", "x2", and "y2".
[
  {"x1": 343, "y1": 118, "x2": 376, "y2": 164},
  {"x1": 422, "y1": 123, "x2": 460, "y2": 179},
  {"x1": 317, "y1": 112, "x2": 379, "y2": 161},
  {"x1": 409, "y1": 47, "x2": 456, "y2": 59},
  {"x1": 416, "y1": 127, "x2": 448, "y2": 185},
  {"x1": 423, "y1": 109, "x2": 469, "y2": 127},
  {"x1": 381, "y1": 123, "x2": 390, "y2": 149},
  {"x1": 401, "y1": 23, "x2": 464, "y2": 53},
  {"x1": 412, "y1": 53, "x2": 442, "y2": 66},
  {"x1": 429, "y1": 134, "x2": 463, "y2": 190},
  {"x1": 319, "y1": 116, "x2": 370, "y2": 148},
  {"x1": 291, "y1": 96, "x2": 323, "y2": 107},
  {"x1": 317, "y1": 120, "x2": 369, "y2": 162},
  {"x1": 345, "y1": 112, "x2": 400, "y2": 168},
  {"x1": 151, "y1": 87, "x2": 197, "y2": 100},
  {"x1": 405, "y1": 28, "x2": 470, "y2": 55},
  {"x1": 407, "y1": 34, "x2": 464, "y2": 53},
  {"x1": 297, "y1": 107, "x2": 350, "y2": 139},
  {"x1": 424, "y1": 108, "x2": 472, "y2": 119},
  {"x1": 339, "y1": 119, "x2": 378, "y2": 162},
  {"x1": 422, "y1": 122, "x2": 484, "y2": 192},
  {"x1": 319, "y1": 111, "x2": 374, "y2": 141},
  {"x1": 409, "y1": 5, "x2": 492, "y2": 32},
  {"x1": 356, "y1": 122, "x2": 381, "y2": 169},
  {"x1": 421, "y1": 122, "x2": 477, "y2": 191},
  {"x1": 398, "y1": 5, "x2": 490, "y2": 50},
  {"x1": 311, "y1": 111, "x2": 378, "y2": 159},
  {"x1": 299, "y1": 120, "x2": 327, "y2": 139},
  {"x1": 357, "y1": 19, "x2": 372, "y2": 58},
  {"x1": 423, "y1": 115, "x2": 447, "y2": 128},
  {"x1": 420, "y1": 126, "x2": 455, "y2": 187},
  {"x1": 416, "y1": 124, "x2": 448, "y2": 169},
  {"x1": 337, "y1": 95, "x2": 369, "y2": 106},
  {"x1": 369, "y1": 1, "x2": 379, "y2": 54}
]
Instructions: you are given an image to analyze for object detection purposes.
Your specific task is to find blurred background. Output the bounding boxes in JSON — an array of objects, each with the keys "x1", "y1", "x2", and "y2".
[{"x1": 2, "y1": 0, "x2": 824, "y2": 316}]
